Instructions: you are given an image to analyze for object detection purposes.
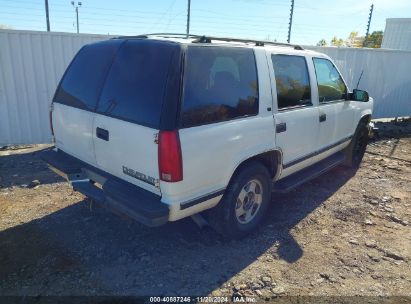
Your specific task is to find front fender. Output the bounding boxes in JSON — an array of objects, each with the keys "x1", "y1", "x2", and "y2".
[{"x1": 360, "y1": 96, "x2": 373, "y2": 119}]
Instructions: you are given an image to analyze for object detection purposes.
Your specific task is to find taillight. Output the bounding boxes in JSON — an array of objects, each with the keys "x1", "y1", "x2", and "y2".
[
  {"x1": 49, "y1": 103, "x2": 54, "y2": 136},
  {"x1": 158, "y1": 130, "x2": 183, "y2": 182}
]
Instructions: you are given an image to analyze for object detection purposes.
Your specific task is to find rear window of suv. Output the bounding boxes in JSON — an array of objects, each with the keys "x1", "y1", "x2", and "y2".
[
  {"x1": 96, "y1": 40, "x2": 180, "y2": 128},
  {"x1": 53, "y1": 40, "x2": 122, "y2": 111},
  {"x1": 181, "y1": 46, "x2": 259, "y2": 128},
  {"x1": 54, "y1": 39, "x2": 181, "y2": 129}
]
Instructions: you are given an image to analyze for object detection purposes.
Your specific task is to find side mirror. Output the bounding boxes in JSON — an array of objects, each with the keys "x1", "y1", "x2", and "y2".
[{"x1": 352, "y1": 89, "x2": 369, "y2": 102}]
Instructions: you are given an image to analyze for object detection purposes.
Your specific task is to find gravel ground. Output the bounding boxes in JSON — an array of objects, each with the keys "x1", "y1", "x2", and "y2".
[{"x1": 0, "y1": 120, "x2": 410, "y2": 300}]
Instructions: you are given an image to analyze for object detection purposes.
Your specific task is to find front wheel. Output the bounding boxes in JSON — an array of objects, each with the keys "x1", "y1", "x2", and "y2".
[
  {"x1": 207, "y1": 161, "x2": 272, "y2": 239},
  {"x1": 344, "y1": 120, "x2": 370, "y2": 168}
]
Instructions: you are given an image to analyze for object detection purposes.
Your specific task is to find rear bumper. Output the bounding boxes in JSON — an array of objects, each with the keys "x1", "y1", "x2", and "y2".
[{"x1": 40, "y1": 148, "x2": 169, "y2": 227}]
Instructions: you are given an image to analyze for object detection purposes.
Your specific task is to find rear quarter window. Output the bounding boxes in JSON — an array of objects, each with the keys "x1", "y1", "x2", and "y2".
[
  {"x1": 53, "y1": 40, "x2": 122, "y2": 110},
  {"x1": 181, "y1": 46, "x2": 259, "y2": 128}
]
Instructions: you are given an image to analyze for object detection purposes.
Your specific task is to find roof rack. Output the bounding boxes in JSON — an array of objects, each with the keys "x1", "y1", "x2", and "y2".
[
  {"x1": 114, "y1": 33, "x2": 304, "y2": 50},
  {"x1": 191, "y1": 35, "x2": 304, "y2": 50}
]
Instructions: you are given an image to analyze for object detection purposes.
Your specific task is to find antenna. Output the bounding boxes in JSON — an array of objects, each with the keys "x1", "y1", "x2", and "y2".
[{"x1": 356, "y1": 70, "x2": 364, "y2": 89}]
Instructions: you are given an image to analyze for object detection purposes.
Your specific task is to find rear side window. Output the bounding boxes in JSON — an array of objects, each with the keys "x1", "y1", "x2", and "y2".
[
  {"x1": 181, "y1": 46, "x2": 258, "y2": 128},
  {"x1": 271, "y1": 54, "x2": 311, "y2": 110},
  {"x1": 53, "y1": 40, "x2": 122, "y2": 110},
  {"x1": 313, "y1": 58, "x2": 347, "y2": 102},
  {"x1": 96, "y1": 40, "x2": 178, "y2": 128}
]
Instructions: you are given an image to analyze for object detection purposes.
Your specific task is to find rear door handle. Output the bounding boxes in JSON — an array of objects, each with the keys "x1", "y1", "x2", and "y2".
[
  {"x1": 276, "y1": 122, "x2": 287, "y2": 133},
  {"x1": 96, "y1": 127, "x2": 109, "y2": 141},
  {"x1": 319, "y1": 113, "x2": 327, "y2": 122}
]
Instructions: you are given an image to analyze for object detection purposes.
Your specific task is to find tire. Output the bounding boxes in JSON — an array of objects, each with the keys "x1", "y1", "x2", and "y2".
[
  {"x1": 343, "y1": 120, "x2": 369, "y2": 168},
  {"x1": 207, "y1": 161, "x2": 272, "y2": 239}
]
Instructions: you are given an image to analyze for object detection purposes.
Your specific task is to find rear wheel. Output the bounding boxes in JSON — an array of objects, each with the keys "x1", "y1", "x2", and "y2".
[
  {"x1": 208, "y1": 161, "x2": 272, "y2": 239},
  {"x1": 344, "y1": 120, "x2": 369, "y2": 168}
]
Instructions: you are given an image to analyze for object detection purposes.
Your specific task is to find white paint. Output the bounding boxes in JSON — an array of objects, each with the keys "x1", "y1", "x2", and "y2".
[
  {"x1": 92, "y1": 112, "x2": 161, "y2": 195},
  {"x1": 53, "y1": 103, "x2": 97, "y2": 166}
]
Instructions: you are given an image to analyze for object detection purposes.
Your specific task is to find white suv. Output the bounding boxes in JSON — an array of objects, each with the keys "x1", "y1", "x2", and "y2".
[{"x1": 42, "y1": 34, "x2": 373, "y2": 238}]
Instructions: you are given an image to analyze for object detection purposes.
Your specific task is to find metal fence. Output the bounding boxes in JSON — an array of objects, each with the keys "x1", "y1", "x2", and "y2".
[
  {"x1": 307, "y1": 46, "x2": 411, "y2": 120},
  {"x1": 1, "y1": 29, "x2": 410, "y2": 145},
  {"x1": 0, "y1": 30, "x2": 110, "y2": 145}
]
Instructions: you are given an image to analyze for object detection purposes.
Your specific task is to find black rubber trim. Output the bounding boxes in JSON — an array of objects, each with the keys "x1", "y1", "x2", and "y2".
[
  {"x1": 41, "y1": 148, "x2": 169, "y2": 227},
  {"x1": 274, "y1": 152, "x2": 346, "y2": 193},
  {"x1": 180, "y1": 189, "x2": 225, "y2": 210},
  {"x1": 283, "y1": 135, "x2": 353, "y2": 169}
]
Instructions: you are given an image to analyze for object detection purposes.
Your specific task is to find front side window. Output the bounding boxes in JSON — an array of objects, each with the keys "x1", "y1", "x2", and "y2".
[
  {"x1": 313, "y1": 58, "x2": 347, "y2": 102},
  {"x1": 271, "y1": 54, "x2": 312, "y2": 110},
  {"x1": 181, "y1": 46, "x2": 258, "y2": 128}
]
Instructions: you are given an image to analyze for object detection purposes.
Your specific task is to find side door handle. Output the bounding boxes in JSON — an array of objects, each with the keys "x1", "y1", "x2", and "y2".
[
  {"x1": 96, "y1": 127, "x2": 109, "y2": 141},
  {"x1": 276, "y1": 122, "x2": 287, "y2": 133},
  {"x1": 319, "y1": 113, "x2": 327, "y2": 123}
]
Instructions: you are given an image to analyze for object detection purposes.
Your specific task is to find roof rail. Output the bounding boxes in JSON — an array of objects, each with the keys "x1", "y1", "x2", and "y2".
[
  {"x1": 191, "y1": 35, "x2": 304, "y2": 50},
  {"x1": 114, "y1": 33, "x2": 304, "y2": 50},
  {"x1": 114, "y1": 33, "x2": 199, "y2": 39}
]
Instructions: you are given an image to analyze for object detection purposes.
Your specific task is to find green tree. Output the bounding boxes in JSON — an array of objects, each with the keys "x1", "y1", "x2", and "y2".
[
  {"x1": 317, "y1": 39, "x2": 327, "y2": 46},
  {"x1": 330, "y1": 36, "x2": 344, "y2": 47},
  {"x1": 345, "y1": 31, "x2": 364, "y2": 47},
  {"x1": 364, "y1": 31, "x2": 383, "y2": 48}
]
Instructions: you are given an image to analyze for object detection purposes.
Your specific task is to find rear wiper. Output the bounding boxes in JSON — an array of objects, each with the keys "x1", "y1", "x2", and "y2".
[{"x1": 103, "y1": 99, "x2": 117, "y2": 115}]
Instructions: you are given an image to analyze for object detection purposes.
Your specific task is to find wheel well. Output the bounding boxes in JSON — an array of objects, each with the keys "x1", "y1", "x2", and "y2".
[
  {"x1": 232, "y1": 150, "x2": 281, "y2": 181},
  {"x1": 360, "y1": 114, "x2": 371, "y2": 124}
]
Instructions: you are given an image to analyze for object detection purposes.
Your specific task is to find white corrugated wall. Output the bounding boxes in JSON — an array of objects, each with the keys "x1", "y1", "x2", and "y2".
[
  {"x1": 0, "y1": 30, "x2": 411, "y2": 145},
  {"x1": 381, "y1": 18, "x2": 411, "y2": 51},
  {"x1": 0, "y1": 29, "x2": 110, "y2": 145},
  {"x1": 307, "y1": 46, "x2": 411, "y2": 119}
]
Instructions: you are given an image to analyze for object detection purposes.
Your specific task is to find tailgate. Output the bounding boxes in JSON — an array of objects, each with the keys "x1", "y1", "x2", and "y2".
[{"x1": 93, "y1": 113, "x2": 161, "y2": 195}]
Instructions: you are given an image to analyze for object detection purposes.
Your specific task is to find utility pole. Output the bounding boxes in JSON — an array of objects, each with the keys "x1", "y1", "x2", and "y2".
[
  {"x1": 186, "y1": 0, "x2": 191, "y2": 38},
  {"x1": 287, "y1": 0, "x2": 294, "y2": 43},
  {"x1": 363, "y1": 4, "x2": 374, "y2": 47},
  {"x1": 71, "y1": 1, "x2": 82, "y2": 34},
  {"x1": 45, "y1": 0, "x2": 50, "y2": 31}
]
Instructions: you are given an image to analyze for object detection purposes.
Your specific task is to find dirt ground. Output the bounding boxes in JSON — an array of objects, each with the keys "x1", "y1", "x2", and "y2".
[{"x1": 0, "y1": 120, "x2": 410, "y2": 300}]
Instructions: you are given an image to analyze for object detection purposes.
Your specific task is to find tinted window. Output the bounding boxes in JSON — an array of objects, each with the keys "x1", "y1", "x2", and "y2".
[
  {"x1": 313, "y1": 58, "x2": 347, "y2": 102},
  {"x1": 271, "y1": 55, "x2": 311, "y2": 109},
  {"x1": 96, "y1": 40, "x2": 179, "y2": 128},
  {"x1": 181, "y1": 46, "x2": 258, "y2": 128},
  {"x1": 54, "y1": 40, "x2": 122, "y2": 110}
]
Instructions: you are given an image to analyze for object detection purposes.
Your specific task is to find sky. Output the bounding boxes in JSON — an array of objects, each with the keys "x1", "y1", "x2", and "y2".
[{"x1": 1, "y1": 0, "x2": 410, "y2": 45}]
